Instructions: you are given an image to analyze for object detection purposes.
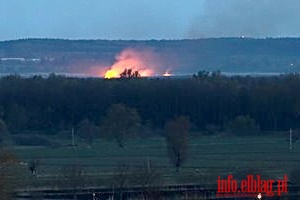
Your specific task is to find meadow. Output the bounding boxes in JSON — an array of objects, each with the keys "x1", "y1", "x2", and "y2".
[{"x1": 10, "y1": 131, "x2": 300, "y2": 190}]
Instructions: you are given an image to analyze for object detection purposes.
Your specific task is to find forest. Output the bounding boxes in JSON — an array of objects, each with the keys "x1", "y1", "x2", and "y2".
[{"x1": 0, "y1": 72, "x2": 299, "y2": 136}]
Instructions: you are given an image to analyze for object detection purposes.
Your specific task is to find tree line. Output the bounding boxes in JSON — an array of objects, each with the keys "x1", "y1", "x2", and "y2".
[{"x1": 0, "y1": 73, "x2": 299, "y2": 135}]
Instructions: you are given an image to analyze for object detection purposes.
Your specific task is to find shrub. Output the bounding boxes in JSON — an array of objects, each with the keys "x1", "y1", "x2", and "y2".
[{"x1": 225, "y1": 115, "x2": 259, "y2": 135}]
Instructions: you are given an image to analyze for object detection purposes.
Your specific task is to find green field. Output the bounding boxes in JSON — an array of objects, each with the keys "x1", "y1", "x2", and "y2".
[{"x1": 10, "y1": 132, "x2": 300, "y2": 189}]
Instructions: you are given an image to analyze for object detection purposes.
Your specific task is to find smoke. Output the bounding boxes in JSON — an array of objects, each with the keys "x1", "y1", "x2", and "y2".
[
  {"x1": 188, "y1": 0, "x2": 300, "y2": 38},
  {"x1": 87, "y1": 65, "x2": 108, "y2": 77},
  {"x1": 103, "y1": 48, "x2": 170, "y2": 78}
]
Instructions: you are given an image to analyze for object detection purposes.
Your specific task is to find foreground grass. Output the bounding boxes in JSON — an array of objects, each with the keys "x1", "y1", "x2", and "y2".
[{"x1": 10, "y1": 132, "x2": 300, "y2": 189}]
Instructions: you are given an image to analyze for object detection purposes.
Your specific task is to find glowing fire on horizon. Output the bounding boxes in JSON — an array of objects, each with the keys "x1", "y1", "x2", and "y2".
[
  {"x1": 163, "y1": 70, "x2": 172, "y2": 77},
  {"x1": 104, "y1": 69, "x2": 119, "y2": 79},
  {"x1": 102, "y1": 48, "x2": 176, "y2": 78},
  {"x1": 104, "y1": 49, "x2": 155, "y2": 79}
]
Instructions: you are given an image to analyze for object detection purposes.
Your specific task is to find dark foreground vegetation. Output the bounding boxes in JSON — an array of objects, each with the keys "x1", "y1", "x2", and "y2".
[
  {"x1": 1, "y1": 73, "x2": 300, "y2": 199},
  {"x1": 0, "y1": 72, "x2": 299, "y2": 134}
]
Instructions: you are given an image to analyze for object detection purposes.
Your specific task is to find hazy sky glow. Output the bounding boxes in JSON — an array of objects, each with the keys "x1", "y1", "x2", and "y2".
[{"x1": 0, "y1": 0, "x2": 299, "y2": 41}]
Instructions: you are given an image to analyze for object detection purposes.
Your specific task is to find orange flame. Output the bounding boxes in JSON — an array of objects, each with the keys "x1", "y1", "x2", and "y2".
[
  {"x1": 104, "y1": 48, "x2": 160, "y2": 78},
  {"x1": 105, "y1": 69, "x2": 119, "y2": 79}
]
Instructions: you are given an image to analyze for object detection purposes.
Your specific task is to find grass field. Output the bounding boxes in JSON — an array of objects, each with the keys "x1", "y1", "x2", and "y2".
[{"x1": 9, "y1": 132, "x2": 300, "y2": 189}]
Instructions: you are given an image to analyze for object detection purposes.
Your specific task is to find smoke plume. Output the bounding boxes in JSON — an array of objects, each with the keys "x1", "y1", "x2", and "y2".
[
  {"x1": 189, "y1": 0, "x2": 300, "y2": 38},
  {"x1": 103, "y1": 48, "x2": 170, "y2": 78}
]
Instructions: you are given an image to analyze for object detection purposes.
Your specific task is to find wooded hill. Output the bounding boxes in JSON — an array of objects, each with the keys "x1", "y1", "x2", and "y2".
[{"x1": 0, "y1": 38, "x2": 300, "y2": 74}]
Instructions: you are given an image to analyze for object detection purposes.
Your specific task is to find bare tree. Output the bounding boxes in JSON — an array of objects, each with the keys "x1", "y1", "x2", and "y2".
[
  {"x1": 130, "y1": 161, "x2": 163, "y2": 200},
  {"x1": 100, "y1": 104, "x2": 141, "y2": 148},
  {"x1": 164, "y1": 116, "x2": 190, "y2": 172},
  {"x1": 119, "y1": 68, "x2": 141, "y2": 79},
  {"x1": 28, "y1": 159, "x2": 39, "y2": 176},
  {"x1": 59, "y1": 165, "x2": 86, "y2": 199},
  {"x1": 110, "y1": 163, "x2": 131, "y2": 200}
]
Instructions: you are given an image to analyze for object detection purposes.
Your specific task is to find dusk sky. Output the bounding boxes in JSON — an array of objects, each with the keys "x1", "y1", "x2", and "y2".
[{"x1": 1, "y1": 0, "x2": 300, "y2": 41}]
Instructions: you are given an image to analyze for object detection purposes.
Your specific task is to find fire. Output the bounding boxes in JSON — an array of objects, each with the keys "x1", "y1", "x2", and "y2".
[
  {"x1": 105, "y1": 69, "x2": 119, "y2": 79},
  {"x1": 80, "y1": 48, "x2": 179, "y2": 78},
  {"x1": 102, "y1": 48, "x2": 177, "y2": 78},
  {"x1": 103, "y1": 48, "x2": 158, "y2": 79},
  {"x1": 163, "y1": 70, "x2": 172, "y2": 77}
]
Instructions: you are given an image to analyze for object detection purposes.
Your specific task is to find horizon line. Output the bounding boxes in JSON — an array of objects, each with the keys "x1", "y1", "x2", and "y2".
[{"x1": 2, "y1": 36, "x2": 300, "y2": 43}]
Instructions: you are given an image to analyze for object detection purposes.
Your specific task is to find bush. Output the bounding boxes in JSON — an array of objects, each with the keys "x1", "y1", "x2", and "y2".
[{"x1": 225, "y1": 115, "x2": 259, "y2": 135}]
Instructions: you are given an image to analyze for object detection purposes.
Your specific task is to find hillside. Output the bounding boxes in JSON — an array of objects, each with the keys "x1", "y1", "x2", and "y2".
[{"x1": 0, "y1": 38, "x2": 300, "y2": 74}]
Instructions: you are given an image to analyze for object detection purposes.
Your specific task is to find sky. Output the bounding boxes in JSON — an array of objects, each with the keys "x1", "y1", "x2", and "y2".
[{"x1": 0, "y1": 0, "x2": 300, "y2": 41}]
